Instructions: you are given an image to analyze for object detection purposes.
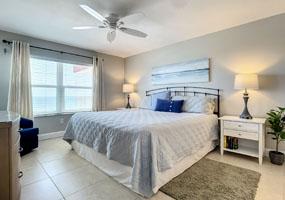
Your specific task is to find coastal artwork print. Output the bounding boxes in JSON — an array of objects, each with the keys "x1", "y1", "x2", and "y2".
[{"x1": 151, "y1": 58, "x2": 210, "y2": 85}]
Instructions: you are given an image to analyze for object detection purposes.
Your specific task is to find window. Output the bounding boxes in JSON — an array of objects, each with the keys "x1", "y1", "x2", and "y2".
[
  {"x1": 31, "y1": 58, "x2": 93, "y2": 115},
  {"x1": 62, "y1": 63, "x2": 93, "y2": 112}
]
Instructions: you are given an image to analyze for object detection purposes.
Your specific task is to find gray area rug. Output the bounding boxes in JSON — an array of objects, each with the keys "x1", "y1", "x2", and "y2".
[{"x1": 160, "y1": 158, "x2": 261, "y2": 200}]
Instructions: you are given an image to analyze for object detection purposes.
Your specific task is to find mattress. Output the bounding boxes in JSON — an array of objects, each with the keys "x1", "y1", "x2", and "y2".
[{"x1": 63, "y1": 109, "x2": 218, "y2": 197}]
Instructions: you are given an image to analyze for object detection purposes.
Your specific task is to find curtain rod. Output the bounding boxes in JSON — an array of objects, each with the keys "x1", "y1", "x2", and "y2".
[{"x1": 2, "y1": 39, "x2": 94, "y2": 60}]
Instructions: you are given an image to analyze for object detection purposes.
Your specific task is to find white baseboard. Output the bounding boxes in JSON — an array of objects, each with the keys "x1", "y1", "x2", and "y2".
[
  {"x1": 265, "y1": 148, "x2": 285, "y2": 157},
  {"x1": 38, "y1": 131, "x2": 65, "y2": 141}
]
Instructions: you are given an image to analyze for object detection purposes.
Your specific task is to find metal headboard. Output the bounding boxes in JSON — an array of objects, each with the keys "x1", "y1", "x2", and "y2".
[{"x1": 146, "y1": 86, "x2": 221, "y2": 117}]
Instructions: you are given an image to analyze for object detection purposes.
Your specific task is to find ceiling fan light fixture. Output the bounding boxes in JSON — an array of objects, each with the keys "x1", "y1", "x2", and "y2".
[{"x1": 107, "y1": 30, "x2": 116, "y2": 43}]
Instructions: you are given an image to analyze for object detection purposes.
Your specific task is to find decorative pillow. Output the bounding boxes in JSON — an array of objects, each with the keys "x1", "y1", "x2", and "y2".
[
  {"x1": 154, "y1": 99, "x2": 170, "y2": 112},
  {"x1": 155, "y1": 99, "x2": 184, "y2": 113},
  {"x1": 172, "y1": 95, "x2": 216, "y2": 114},
  {"x1": 139, "y1": 96, "x2": 152, "y2": 109},
  {"x1": 151, "y1": 91, "x2": 171, "y2": 110}
]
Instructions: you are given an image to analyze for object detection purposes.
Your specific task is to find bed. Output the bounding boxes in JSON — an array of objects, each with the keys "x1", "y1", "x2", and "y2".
[{"x1": 63, "y1": 86, "x2": 220, "y2": 198}]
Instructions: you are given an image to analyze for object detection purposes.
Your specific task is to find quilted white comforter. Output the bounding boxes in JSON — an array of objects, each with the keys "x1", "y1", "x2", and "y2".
[{"x1": 63, "y1": 109, "x2": 218, "y2": 197}]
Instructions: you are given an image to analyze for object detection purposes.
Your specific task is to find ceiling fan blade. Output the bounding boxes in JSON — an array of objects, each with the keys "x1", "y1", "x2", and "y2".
[
  {"x1": 72, "y1": 26, "x2": 97, "y2": 30},
  {"x1": 119, "y1": 12, "x2": 145, "y2": 23},
  {"x1": 79, "y1": 4, "x2": 106, "y2": 23},
  {"x1": 119, "y1": 27, "x2": 147, "y2": 38}
]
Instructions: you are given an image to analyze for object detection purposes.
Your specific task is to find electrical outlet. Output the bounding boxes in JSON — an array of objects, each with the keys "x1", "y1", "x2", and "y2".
[{"x1": 60, "y1": 118, "x2": 64, "y2": 124}]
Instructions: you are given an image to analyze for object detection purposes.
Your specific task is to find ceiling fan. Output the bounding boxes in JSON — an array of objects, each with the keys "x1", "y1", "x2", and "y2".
[{"x1": 73, "y1": 5, "x2": 148, "y2": 43}]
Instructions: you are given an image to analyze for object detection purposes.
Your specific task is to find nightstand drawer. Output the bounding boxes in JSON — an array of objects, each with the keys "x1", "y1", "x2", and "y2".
[
  {"x1": 224, "y1": 121, "x2": 258, "y2": 132},
  {"x1": 224, "y1": 129, "x2": 258, "y2": 140}
]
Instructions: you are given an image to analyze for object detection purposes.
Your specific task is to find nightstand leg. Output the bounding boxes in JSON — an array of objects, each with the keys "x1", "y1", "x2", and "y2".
[
  {"x1": 220, "y1": 134, "x2": 224, "y2": 155},
  {"x1": 258, "y1": 124, "x2": 264, "y2": 165},
  {"x1": 259, "y1": 156, "x2": 262, "y2": 165},
  {"x1": 220, "y1": 122, "x2": 224, "y2": 156}
]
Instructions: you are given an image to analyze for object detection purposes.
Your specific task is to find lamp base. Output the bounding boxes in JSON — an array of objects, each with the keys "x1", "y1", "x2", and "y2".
[
  {"x1": 240, "y1": 92, "x2": 252, "y2": 119},
  {"x1": 125, "y1": 94, "x2": 132, "y2": 109},
  {"x1": 240, "y1": 111, "x2": 253, "y2": 119}
]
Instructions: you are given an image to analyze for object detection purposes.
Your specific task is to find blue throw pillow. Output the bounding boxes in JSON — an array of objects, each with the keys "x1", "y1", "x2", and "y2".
[
  {"x1": 151, "y1": 91, "x2": 171, "y2": 110},
  {"x1": 155, "y1": 99, "x2": 184, "y2": 113},
  {"x1": 170, "y1": 100, "x2": 184, "y2": 113},
  {"x1": 155, "y1": 99, "x2": 170, "y2": 112}
]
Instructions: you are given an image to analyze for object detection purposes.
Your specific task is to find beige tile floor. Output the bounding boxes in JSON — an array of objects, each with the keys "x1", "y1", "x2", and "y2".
[{"x1": 20, "y1": 138, "x2": 285, "y2": 200}]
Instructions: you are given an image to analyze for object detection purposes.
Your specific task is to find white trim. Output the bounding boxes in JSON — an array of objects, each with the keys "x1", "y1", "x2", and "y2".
[
  {"x1": 265, "y1": 148, "x2": 285, "y2": 157},
  {"x1": 38, "y1": 131, "x2": 65, "y2": 141}
]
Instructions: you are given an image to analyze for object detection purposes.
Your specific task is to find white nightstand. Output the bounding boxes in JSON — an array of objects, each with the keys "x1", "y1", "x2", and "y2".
[
  {"x1": 219, "y1": 116, "x2": 266, "y2": 165},
  {"x1": 116, "y1": 108, "x2": 138, "y2": 110},
  {"x1": 116, "y1": 107, "x2": 127, "y2": 110}
]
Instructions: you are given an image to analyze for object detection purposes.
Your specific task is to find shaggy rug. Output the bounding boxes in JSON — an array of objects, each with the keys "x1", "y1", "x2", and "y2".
[{"x1": 160, "y1": 158, "x2": 260, "y2": 200}]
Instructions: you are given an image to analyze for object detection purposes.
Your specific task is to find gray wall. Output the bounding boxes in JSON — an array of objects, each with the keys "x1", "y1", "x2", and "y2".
[
  {"x1": 0, "y1": 30, "x2": 125, "y2": 134},
  {"x1": 125, "y1": 14, "x2": 285, "y2": 151}
]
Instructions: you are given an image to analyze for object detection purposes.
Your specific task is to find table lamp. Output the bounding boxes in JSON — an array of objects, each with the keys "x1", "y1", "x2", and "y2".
[
  {"x1": 123, "y1": 83, "x2": 134, "y2": 109},
  {"x1": 234, "y1": 74, "x2": 259, "y2": 119}
]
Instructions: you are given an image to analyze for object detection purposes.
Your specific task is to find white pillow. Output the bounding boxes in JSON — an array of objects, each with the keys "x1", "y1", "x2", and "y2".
[
  {"x1": 139, "y1": 96, "x2": 152, "y2": 109},
  {"x1": 172, "y1": 95, "x2": 216, "y2": 114}
]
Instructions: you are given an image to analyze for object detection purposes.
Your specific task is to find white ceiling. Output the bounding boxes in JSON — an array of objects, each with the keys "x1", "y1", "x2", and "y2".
[{"x1": 0, "y1": 0, "x2": 285, "y2": 58}]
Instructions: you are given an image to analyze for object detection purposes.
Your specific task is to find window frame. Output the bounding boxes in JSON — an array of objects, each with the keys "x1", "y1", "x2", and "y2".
[{"x1": 31, "y1": 58, "x2": 93, "y2": 117}]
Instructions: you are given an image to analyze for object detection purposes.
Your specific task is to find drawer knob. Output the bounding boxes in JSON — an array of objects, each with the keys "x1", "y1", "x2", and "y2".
[
  {"x1": 18, "y1": 171, "x2": 23, "y2": 178},
  {"x1": 18, "y1": 147, "x2": 23, "y2": 153}
]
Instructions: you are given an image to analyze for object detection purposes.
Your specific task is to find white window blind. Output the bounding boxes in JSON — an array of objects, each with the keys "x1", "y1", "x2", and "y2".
[
  {"x1": 62, "y1": 63, "x2": 93, "y2": 112},
  {"x1": 30, "y1": 58, "x2": 93, "y2": 115}
]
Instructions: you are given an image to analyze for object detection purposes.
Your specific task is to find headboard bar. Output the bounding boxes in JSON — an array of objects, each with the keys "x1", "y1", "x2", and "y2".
[
  {"x1": 145, "y1": 86, "x2": 221, "y2": 117},
  {"x1": 146, "y1": 86, "x2": 219, "y2": 93}
]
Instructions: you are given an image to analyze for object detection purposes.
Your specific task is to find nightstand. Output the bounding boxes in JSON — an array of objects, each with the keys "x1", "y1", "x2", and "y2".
[
  {"x1": 116, "y1": 108, "x2": 137, "y2": 110},
  {"x1": 116, "y1": 107, "x2": 127, "y2": 110},
  {"x1": 219, "y1": 116, "x2": 266, "y2": 165}
]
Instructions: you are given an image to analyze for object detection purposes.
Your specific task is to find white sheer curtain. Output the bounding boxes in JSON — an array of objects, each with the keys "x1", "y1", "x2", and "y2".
[
  {"x1": 7, "y1": 41, "x2": 33, "y2": 118},
  {"x1": 92, "y1": 57, "x2": 104, "y2": 111}
]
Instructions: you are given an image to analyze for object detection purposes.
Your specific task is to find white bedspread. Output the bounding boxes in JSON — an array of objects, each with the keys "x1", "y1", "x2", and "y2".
[{"x1": 63, "y1": 109, "x2": 218, "y2": 197}]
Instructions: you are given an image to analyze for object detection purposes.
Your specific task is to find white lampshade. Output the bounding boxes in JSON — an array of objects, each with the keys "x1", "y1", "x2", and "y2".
[
  {"x1": 123, "y1": 84, "x2": 134, "y2": 93},
  {"x1": 234, "y1": 74, "x2": 259, "y2": 90}
]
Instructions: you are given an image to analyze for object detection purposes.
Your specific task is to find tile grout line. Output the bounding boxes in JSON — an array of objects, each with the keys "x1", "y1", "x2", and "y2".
[
  {"x1": 43, "y1": 162, "x2": 90, "y2": 177},
  {"x1": 22, "y1": 140, "x2": 70, "y2": 199},
  {"x1": 63, "y1": 177, "x2": 110, "y2": 199},
  {"x1": 20, "y1": 157, "x2": 49, "y2": 188},
  {"x1": 37, "y1": 140, "x2": 114, "y2": 199},
  {"x1": 33, "y1": 139, "x2": 72, "y2": 164},
  {"x1": 38, "y1": 156, "x2": 90, "y2": 177},
  {"x1": 37, "y1": 157, "x2": 67, "y2": 200},
  {"x1": 20, "y1": 177, "x2": 48, "y2": 188},
  {"x1": 35, "y1": 151, "x2": 73, "y2": 164},
  {"x1": 40, "y1": 140, "x2": 142, "y2": 200},
  {"x1": 24, "y1": 140, "x2": 94, "y2": 199},
  {"x1": 36, "y1": 150, "x2": 74, "y2": 164},
  {"x1": 35, "y1": 145, "x2": 88, "y2": 164},
  {"x1": 36, "y1": 141, "x2": 108, "y2": 199}
]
